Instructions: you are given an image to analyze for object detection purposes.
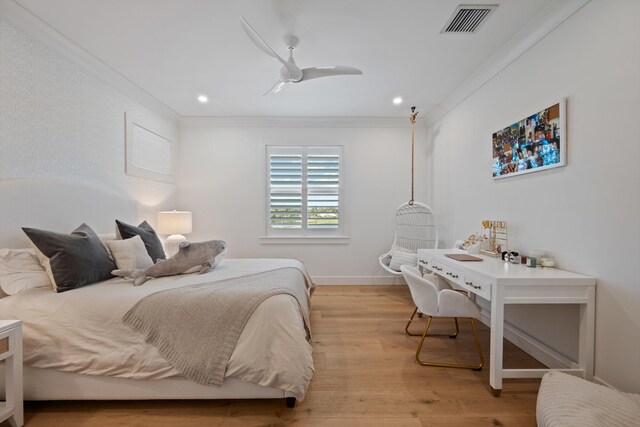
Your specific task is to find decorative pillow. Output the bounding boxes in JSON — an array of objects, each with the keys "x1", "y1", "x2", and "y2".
[
  {"x1": 115, "y1": 220, "x2": 165, "y2": 263},
  {"x1": 389, "y1": 249, "x2": 418, "y2": 272},
  {"x1": 0, "y1": 248, "x2": 52, "y2": 295},
  {"x1": 107, "y1": 235, "x2": 154, "y2": 270},
  {"x1": 22, "y1": 223, "x2": 117, "y2": 293},
  {"x1": 98, "y1": 233, "x2": 117, "y2": 259}
]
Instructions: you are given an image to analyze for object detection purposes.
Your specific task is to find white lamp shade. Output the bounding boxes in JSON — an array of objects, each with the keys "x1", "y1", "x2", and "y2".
[{"x1": 157, "y1": 211, "x2": 192, "y2": 235}]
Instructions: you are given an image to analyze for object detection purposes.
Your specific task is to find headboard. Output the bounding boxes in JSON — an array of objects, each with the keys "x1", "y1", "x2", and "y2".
[{"x1": 0, "y1": 178, "x2": 138, "y2": 249}]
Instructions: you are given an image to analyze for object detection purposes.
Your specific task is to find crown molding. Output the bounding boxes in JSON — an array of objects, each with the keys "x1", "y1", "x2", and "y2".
[
  {"x1": 424, "y1": 0, "x2": 590, "y2": 126},
  {"x1": 0, "y1": 0, "x2": 179, "y2": 123},
  {"x1": 1, "y1": 0, "x2": 589, "y2": 128},
  {"x1": 179, "y1": 115, "x2": 428, "y2": 128}
]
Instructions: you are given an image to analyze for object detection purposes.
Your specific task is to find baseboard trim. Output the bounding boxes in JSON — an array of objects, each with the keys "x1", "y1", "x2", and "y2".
[
  {"x1": 478, "y1": 309, "x2": 576, "y2": 370},
  {"x1": 312, "y1": 276, "x2": 406, "y2": 285}
]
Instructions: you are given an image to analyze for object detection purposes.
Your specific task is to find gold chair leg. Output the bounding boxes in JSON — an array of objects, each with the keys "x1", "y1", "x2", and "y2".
[
  {"x1": 405, "y1": 307, "x2": 420, "y2": 336},
  {"x1": 406, "y1": 307, "x2": 459, "y2": 338},
  {"x1": 469, "y1": 318, "x2": 485, "y2": 371},
  {"x1": 415, "y1": 316, "x2": 484, "y2": 371}
]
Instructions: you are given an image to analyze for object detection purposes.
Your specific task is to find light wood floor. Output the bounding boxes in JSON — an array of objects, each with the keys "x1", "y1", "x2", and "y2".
[{"x1": 14, "y1": 285, "x2": 545, "y2": 427}]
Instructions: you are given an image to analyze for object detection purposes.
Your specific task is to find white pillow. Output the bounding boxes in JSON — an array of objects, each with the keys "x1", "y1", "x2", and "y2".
[
  {"x1": 30, "y1": 244, "x2": 57, "y2": 287},
  {"x1": 0, "y1": 248, "x2": 52, "y2": 295},
  {"x1": 389, "y1": 249, "x2": 417, "y2": 272},
  {"x1": 98, "y1": 233, "x2": 117, "y2": 259},
  {"x1": 107, "y1": 235, "x2": 153, "y2": 270}
]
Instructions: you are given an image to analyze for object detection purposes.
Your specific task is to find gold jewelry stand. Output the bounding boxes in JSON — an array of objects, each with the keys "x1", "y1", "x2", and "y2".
[{"x1": 481, "y1": 220, "x2": 508, "y2": 257}]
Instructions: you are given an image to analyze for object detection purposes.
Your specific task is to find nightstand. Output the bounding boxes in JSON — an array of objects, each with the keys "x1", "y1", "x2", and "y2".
[{"x1": 0, "y1": 320, "x2": 22, "y2": 427}]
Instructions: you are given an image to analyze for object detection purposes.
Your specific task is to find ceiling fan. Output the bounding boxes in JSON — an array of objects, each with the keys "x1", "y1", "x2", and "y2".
[{"x1": 240, "y1": 16, "x2": 363, "y2": 95}]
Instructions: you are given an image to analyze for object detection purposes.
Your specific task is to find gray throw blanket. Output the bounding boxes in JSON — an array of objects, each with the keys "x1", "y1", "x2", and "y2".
[{"x1": 122, "y1": 267, "x2": 312, "y2": 386}]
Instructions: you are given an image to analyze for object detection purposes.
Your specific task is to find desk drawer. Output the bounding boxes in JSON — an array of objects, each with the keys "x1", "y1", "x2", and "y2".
[
  {"x1": 418, "y1": 257, "x2": 431, "y2": 270},
  {"x1": 430, "y1": 260, "x2": 444, "y2": 274},
  {"x1": 462, "y1": 274, "x2": 491, "y2": 300},
  {"x1": 442, "y1": 265, "x2": 464, "y2": 287}
]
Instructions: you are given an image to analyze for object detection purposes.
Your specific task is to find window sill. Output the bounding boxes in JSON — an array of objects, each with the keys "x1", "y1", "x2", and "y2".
[{"x1": 259, "y1": 236, "x2": 350, "y2": 245}]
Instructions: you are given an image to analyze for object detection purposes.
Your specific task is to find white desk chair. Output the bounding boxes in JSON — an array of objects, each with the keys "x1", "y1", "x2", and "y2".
[{"x1": 401, "y1": 265, "x2": 484, "y2": 370}]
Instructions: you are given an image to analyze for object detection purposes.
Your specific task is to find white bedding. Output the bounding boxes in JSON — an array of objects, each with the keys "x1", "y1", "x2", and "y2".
[{"x1": 0, "y1": 258, "x2": 314, "y2": 401}]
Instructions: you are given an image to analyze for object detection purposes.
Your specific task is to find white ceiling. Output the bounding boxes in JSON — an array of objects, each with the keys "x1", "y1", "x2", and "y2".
[{"x1": 15, "y1": 0, "x2": 557, "y2": 117}]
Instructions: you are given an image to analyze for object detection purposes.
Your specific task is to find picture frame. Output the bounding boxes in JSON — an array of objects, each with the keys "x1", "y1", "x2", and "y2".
[
  {"x1": 492, "y1": 98, "x2": 566, "y2": 179},
  {"x1": 125, "y1": 112, "x2": 176, "y2": 183}
]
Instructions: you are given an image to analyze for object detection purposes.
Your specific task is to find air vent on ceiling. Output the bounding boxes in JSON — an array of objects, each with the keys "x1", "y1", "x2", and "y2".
[{"x1": 441, "y1": 5, "x2": 498, "y2": 34}]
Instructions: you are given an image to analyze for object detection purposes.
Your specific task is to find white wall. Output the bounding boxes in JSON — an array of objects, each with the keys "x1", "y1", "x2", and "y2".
[
  {"x1": 0, "y1": 19, "x2": 179, "y2": 228},
  {"x1": 178, "y1": 122, "x2": 428, "y2": 282},
  {"x1": 427, "y1": 0, "x2": 640, "y2": 392}
]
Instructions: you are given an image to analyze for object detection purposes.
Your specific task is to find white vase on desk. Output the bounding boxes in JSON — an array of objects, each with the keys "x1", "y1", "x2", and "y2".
[{"x1": 541, "y1": 257, "x2": 556, "y2": 268}]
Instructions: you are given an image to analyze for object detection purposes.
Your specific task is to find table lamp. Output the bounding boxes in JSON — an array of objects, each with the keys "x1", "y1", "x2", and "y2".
[{"x1": 157, "y1": 210, "x2": 192, "y2": 257}]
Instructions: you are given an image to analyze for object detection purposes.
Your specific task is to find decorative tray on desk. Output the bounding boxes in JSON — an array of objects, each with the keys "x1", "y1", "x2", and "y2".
[{"x1": 445, "y1": 254, "x2": 483, "y2": 262}]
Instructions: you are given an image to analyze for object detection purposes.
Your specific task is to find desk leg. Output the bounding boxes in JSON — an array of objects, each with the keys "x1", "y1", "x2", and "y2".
[
  {"x1": 6, "y1": 326, "x2": 23, "y2": 427},
  {"x1": 578, "y1": 286, "x2": 596, "y2": 381},
  {"x1": 489, "y1": 286, "x2": 504, "y2": 396}
]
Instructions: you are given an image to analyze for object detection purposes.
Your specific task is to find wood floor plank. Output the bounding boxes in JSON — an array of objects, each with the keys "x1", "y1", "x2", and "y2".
[
  {"x1": 311, "y1": 335, "x2": 385, "y2": 353},
  {"x1": 9, "y1": 285, "x2": 543, "y2": 426}
]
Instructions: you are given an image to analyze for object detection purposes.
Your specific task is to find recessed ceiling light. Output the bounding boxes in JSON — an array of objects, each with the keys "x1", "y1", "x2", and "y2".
[
  {"x1": 197, "y1": 95, "x2": 209, "y2": 103},
  {"x1": 393, "y1": 97, "x2": 403, "y2": 105}
]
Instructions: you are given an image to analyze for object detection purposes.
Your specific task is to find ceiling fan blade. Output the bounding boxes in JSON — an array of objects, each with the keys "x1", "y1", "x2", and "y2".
[
  {"x1": 300, "y1": 66, "x2": 363, "y2": 81},
  {"x1": 263, "y1": 81, "x2": 286, "y2": 96},
  {"x1": 240, "y1": 16, "x2": 283, "y2": 62},
  {"x1": 240, "y1": 16, "x2": 299, "y2": 79}
]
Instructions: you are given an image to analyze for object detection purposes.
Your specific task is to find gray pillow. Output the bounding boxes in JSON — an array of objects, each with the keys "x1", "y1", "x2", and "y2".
[
  {"x1": 22, "y1": 223, "x2": 116, "y2": 293},
  {"x1": 115, "y1": 220, "x2": 166, "y2": 263}
]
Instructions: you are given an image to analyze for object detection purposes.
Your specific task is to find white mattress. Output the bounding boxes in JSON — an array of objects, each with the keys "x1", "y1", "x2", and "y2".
[{"x1": 0, "y1": 258, "x2": 314, "y2": 400}]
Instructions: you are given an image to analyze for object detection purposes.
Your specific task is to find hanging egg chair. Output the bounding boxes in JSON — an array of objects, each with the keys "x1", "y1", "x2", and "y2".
[{"x1": 378, "y1": 107, "x2": 438, "y2": 276}]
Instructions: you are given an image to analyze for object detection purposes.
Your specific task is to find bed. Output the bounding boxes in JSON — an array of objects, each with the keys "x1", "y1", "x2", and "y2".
[{"x1": 0, "y1": 178, "x2": 314, "y2": 406}]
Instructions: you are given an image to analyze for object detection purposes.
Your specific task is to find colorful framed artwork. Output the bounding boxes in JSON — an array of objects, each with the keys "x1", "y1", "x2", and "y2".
[{"x1": 492, "y1": 99, "x2": 566, "y2": 179}]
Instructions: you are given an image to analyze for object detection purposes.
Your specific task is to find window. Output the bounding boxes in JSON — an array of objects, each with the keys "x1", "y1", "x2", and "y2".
[{"x1": 266, "y1": 145, "x2": 342, "y2": 236}]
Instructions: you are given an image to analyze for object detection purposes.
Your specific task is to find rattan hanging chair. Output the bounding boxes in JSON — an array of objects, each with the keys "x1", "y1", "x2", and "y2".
[
  {"x1": 378, "y1": 107, "x2": 438, "y2": 275},
  {"x1": 378, "y1": 201, "x2": 438, "y2": 275}
]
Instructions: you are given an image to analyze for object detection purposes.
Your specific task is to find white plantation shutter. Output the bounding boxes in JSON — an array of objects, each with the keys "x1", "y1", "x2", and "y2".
[
  {"x1": 268, "y1": 147, "x2": 303, "y2": 229},
  {"x1": 267, "y1": 145, "x2": 342, "y2": 234},
  {"x1": 307, "y1": 147, "x2": 340, "y2": 229}
]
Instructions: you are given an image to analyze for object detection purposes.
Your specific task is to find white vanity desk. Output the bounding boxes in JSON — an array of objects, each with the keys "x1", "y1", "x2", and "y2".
[{"x1": 417, "y1": 249, "x2": 596, "y2": 396}]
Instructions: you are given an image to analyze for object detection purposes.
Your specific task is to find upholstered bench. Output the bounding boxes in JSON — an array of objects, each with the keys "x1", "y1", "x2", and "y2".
[{"x1": 537, "y1": 371, "x2": 640, "y2": 427}]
